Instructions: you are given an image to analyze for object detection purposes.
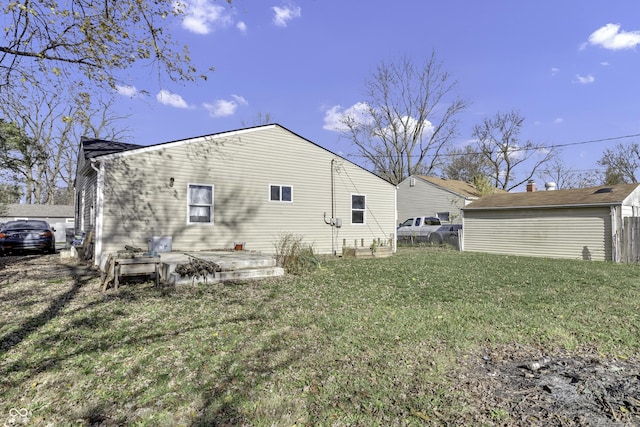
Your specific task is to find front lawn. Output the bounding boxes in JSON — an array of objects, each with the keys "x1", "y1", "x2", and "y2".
[{"x1": 1, "y1": 247, "x2": 639, "y2": 425}]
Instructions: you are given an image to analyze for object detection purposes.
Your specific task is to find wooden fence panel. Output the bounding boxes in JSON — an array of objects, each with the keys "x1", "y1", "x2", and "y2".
[{"x1": 621, "y1": 217, "x2": 640, "y2": 263}]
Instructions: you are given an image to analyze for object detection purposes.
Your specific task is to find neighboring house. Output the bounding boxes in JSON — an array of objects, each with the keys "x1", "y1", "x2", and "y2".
[
  {"x1": 0, "y1": 204, "x2": 75, "y2": 245},
  {"x1": 462, "y1": 182, "x2": 640, "y2": 262},
  {"x1": 74, "y1": 124, "x2": 397, "y2": 268},
  {"x1": 397, "y1": 175, "x2": 483, "y2": 224}
]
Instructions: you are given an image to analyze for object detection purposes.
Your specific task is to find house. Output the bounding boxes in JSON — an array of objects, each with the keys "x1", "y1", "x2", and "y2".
[
  {"x1": 397, "y1": 175, "x2": 483, "y2": 224},
  {"x1": 0, "y1": 203, "x2": 75, "y2": 245},
  {"x1": 462, "y1": 182, "x2": 640, "y2": 261},
  {"x1": 74, "y1": 124, "x2": 397, "y2": 269},
  {"x1": 74, "y1": 137, "x2": 142, "y2": 234}
]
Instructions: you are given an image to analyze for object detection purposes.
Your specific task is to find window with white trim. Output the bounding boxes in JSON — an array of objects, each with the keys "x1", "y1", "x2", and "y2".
[
  {"x1": 188, "y1": 184, "x2": 213, "y2": 224},
  {"x1": 351, "y1": 194, "x2": 365, "y2": 224},
  {"x1": 270, "y1": 184, "x2": 292, "y2": 202},
  {"x1": 437, "y1": 212, "x2": 450, "y2": 223}
]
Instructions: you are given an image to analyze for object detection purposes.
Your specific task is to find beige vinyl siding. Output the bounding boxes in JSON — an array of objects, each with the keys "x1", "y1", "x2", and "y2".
[
  {"x1": 397, "y1": 178, "x2": 466, "y2": 224},
  {"x1": 463, "y1": 207, "x2": 612, "y2": 261},
  {"x1": 75, "y1": 171, "x2": 97, "y2": 234},
  {"x1": 98, "y1": 126, "x2": 396, "y2": 258}
]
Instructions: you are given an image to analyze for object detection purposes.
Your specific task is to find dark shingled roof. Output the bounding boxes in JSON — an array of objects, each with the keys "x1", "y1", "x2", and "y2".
[
  {"x1": 81, "y1": 137, "x2": 142, "y2": 159},
  {"x1": 463, "y1": 183, "x2": 640, "y2": 210}
]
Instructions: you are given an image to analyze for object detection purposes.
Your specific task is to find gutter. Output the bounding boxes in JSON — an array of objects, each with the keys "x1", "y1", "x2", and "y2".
[{"x1": 463, "y1": 202, "x2": 622, "y2": 211}]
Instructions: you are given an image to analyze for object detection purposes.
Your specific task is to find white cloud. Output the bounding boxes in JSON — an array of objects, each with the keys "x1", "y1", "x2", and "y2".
[
  {"x1": 586, "y1": 23, "x2": 640, "y2": 50},
  {"x1": 380, "y1": 116, "x2": 435, "y2": 141},
  {"x1": 115, "y1": 85, "x2": 138, "y2": 97},
  {"x1": 180, "y1": 0, "x2": 233, "y2": 34},
  {"x1": 550, "y1": 67, "x2": 559, "y2": 76},
  {"x1": 554, "y1": 117, "x2": 564, "y2": 124},
  {"x1": 574, "y1": 74, "x2": 595, "y2": 84},
  {"x1": 323, "y1": 104, "x2": 434, "y2": 142},
  {"x1": 156, "y1": 90, "x2": 189, "y2": 108},
  {"x1": 231, "y1": 94, "x2": 248, "y2": 106},
  {"x1": 323, "y1": 102, "x2": 371, "y2": 131},
  {"x1": 237, "y1": 21, "x2": 247, "y2": 33},
  {"x1": 600, "y1": 61, "x2": 610, "y2": 66},
  {"x1": 203, "y1": 94, "x2": 248, "y2": 118},
  {"x1": 272, "y1": 3, "x2": 301, "y2": 27}
]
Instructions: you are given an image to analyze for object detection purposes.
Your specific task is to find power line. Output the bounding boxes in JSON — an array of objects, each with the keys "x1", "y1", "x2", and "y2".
[
  {"x1": 545, "y1": 133, "x2": 640, "y2": 149},
  {"x1": 346, "y1": 132, "x2": 640, "y2": 159}
]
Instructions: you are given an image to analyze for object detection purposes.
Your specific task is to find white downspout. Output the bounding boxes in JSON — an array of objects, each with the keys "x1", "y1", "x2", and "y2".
[
  {"x1": 611, "y1": 205, "x2": 619, "y2": 262},
  {"x1": 394, "y1": 185, "x2": 398, "y2": 252},
  {"x1": 90, "y1": 159, "x2": 104, "y2": 267}
]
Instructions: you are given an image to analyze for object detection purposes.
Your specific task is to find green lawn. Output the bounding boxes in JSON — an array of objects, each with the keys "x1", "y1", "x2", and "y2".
[{"x1": 1, "y1": 247, "x2": 639, "y2": 425}]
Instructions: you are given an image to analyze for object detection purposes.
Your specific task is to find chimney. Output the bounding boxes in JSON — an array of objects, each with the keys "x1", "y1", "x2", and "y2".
[
  {"x1": 526, "y1": 180, "x2": 536, "y2": 192},
  {"x1": 545, "y1": 182, "x2": 557, "y2": 191}
]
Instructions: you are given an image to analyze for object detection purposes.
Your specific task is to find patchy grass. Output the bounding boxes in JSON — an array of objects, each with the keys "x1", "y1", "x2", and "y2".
[{"x1": 0, "y1": 248, "x2": 639, "y2": 425}]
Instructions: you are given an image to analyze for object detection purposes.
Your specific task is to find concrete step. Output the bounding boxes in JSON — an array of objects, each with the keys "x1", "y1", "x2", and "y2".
[
  {"x1": 166, "y1": 266, "x2": 285, "y2": 285},
  {"x1": 156, "y1": 251, "x2": 284, "y2": 285}
]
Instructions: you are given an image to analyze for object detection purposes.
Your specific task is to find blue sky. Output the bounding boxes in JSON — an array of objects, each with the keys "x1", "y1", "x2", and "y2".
[{"x1": 111, "y1": 0, "x2": 640, "y2": 189}]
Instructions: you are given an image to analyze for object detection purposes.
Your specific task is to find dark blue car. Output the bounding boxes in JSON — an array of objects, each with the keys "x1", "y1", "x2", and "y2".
[{"x1": 0, "y1": 220, "x2": 56, "y2": 255}]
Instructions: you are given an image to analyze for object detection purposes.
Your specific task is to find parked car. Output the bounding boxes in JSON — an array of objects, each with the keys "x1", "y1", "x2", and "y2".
[
  {"x1": 0, "y1": 220, "x2": 56, "y2": 255},
  {"x1": 397, "y1": 216, "x2": 461, "y2": 244}
]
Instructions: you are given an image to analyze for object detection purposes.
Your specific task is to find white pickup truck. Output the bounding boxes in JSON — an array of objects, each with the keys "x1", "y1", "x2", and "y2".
[{"x1": 396, "y1": 216, "x2": 462, "y2": 244}]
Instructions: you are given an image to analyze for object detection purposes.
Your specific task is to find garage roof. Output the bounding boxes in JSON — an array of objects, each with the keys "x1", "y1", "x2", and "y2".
[
  {"x1": 414, "y1": 175, "x2": 484, "y2": 199},
  {"x1": 463, "y1": 183, "x2": 640, "y2": 210}
]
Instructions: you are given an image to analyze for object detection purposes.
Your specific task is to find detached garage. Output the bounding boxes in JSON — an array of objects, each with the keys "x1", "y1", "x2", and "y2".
[{"x1": 462, "y1": 183, "x2": 640, "y2": 262}]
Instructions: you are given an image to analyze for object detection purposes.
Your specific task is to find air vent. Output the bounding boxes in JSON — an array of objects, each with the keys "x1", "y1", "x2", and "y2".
[{"x1": 594, "y1": 187, "x2": 614, "y2": 194}]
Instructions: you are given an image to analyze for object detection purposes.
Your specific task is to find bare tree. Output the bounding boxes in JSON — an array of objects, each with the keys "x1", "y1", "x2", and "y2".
[
  {"x1": 1, "y1": 0, "x2": 231, "y2": 90},
  {"x1": 472, "y1": 110, "x2": 555, "y2": 191},
  {"x1": 339, "y1": 52, "x2": 468, "y2": 185},
  {"x1": 0, "y1": 118, "x2": 45, "y2": 204},
  {"x1": 597, "y1": 142, "x2": 640, "y2": 184},
  {"x1": 0, "y1": 83, "x2": 129, "y2": 204},
  {"x1": 441, "y1": 144, "x2": 492, "y2": 183},
  {"x1": 536, "y1": 157, "x2": 582, "y2": 189},
  {"x1": 0, "y1": 183, "x2": 23, "y2": 204},
  {"x1": 241, "y1": 112, "x2": 274, "y2": 127}
]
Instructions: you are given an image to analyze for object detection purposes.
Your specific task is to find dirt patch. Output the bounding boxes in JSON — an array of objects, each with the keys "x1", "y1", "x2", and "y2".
[{"x1": 455, "y1": 346, "x2": 640, "y2": 426}]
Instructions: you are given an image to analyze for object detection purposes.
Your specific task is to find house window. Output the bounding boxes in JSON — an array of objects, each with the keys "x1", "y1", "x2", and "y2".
[
  {"x1": 270, "y1": 185, "x2": 292, "y2": 202},
  {"x1": 437, "y1": 212, "x2": 450, "y2": 223},
  {"x1": 188, "y1": 184, "x2": 213, "y2": 224},
  {"x1": 351, "y1": 194, "x2": 366, "y2": 224}
]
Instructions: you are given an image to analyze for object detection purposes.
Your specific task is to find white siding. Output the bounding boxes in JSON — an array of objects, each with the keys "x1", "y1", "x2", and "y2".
[
  {"x1": 96, "y1": 126, "x2": 396, "y2": 259},
  {"x1": 463, "y1": 207, "x2": 612, "y2": 261},
  {"x1": 397, "y1": 178, "x2": 466, "y2": 224}
]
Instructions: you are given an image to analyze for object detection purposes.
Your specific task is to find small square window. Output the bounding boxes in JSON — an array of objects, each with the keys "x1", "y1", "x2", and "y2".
[
  {"x1": 270, "y1": 185, "x2": 292, "y2": 202},
  {"x1": 437, "y1": 212, "x2": 450, "y2": 223}
]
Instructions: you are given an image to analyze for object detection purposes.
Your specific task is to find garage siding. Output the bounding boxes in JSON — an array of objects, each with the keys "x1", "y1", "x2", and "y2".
[{"x1": 463, "y1": 207, "x2": 612, "y2": 261}]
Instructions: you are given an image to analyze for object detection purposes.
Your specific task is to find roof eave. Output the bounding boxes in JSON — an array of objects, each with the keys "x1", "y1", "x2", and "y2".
[{"x1": 463, "y1": 202, "x2": 621, "y2": 211}]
